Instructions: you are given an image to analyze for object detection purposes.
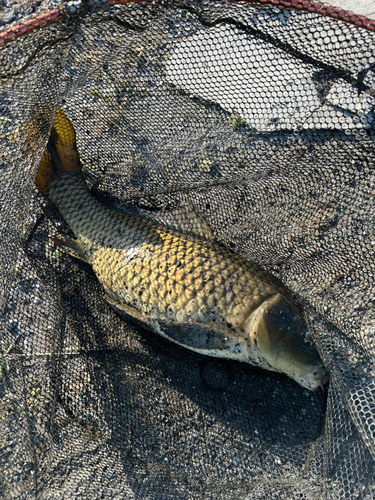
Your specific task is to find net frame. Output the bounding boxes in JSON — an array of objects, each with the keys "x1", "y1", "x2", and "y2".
[
  {"x1": 1, "y1": 1, "x2": 374, "y2": 499},
  {"x1": 0, "y1": 0, "x2": 375, "y2": 48}
]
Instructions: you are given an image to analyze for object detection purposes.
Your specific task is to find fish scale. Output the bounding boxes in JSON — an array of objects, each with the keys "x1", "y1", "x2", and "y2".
[
  {"x1": 35, "y1": 106, "x2": 329, "y2": 390},
  {"x1": 49, "y1": 171, "x2": 277, "y2": 331}
]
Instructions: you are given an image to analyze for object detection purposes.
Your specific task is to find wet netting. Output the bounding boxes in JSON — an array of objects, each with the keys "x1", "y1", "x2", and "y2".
[{"x1": 0, "y1": 0, "x2": 374, "y2": 498}]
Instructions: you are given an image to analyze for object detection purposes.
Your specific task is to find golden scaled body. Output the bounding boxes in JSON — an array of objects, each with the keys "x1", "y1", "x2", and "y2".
[
  {"x1": 36, "y1": 107, "x2": 329, "y2": 391},
  {"x1": 52, "y1": 173, "x2": 275, "y2": 338}
]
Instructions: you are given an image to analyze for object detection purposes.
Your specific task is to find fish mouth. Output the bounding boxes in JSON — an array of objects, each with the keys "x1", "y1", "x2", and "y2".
[
  {"x1": 296, "y1": 366, "x2": 330, "y2": 391},
  {"x1": 243, "y1": 294, "x2": 329, "y2": 391}
]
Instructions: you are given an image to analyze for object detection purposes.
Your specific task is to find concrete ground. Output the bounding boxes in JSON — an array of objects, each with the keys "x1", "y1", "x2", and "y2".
[{"x1": 320, "y1": 0, "x2": 375, "y2": 18}]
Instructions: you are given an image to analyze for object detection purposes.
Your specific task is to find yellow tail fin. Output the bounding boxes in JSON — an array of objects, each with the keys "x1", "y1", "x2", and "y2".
[{"x1": 35, "y1": 106, "x2": 81, "y2": 194}]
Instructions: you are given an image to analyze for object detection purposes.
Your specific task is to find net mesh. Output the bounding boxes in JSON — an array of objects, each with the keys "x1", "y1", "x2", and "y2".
[{"x1": 0, "y1": 1, "x2": 374, "y2": 498}]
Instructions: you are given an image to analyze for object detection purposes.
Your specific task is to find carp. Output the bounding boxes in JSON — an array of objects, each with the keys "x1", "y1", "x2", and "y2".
[{"x1": 35, "y1": 106, "x2": 329, "y2": 391}]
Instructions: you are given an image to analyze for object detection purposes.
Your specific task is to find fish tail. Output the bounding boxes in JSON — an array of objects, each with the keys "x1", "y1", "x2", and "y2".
[{"x1": 35, "y1": 106, "x2": 81, "y2": 194}]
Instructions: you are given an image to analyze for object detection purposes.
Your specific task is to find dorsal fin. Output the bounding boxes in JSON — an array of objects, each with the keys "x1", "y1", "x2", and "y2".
[
  {"x1": 93, "y1": 191, "x2": 215, "y2": 241},
  {"x1": 137, "y1": 201, "x2": 214, "y2": 241}
]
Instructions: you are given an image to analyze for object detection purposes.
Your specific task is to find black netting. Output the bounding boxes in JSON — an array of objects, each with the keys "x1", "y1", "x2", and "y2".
[{"x1": 0, "y1": 1, "x2": 374, "y2": 499}]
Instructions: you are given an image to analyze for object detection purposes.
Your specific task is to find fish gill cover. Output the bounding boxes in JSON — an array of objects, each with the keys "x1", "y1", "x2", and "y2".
[{"x1": 0, "y1": 1, "x2": 374, "y2": 499}]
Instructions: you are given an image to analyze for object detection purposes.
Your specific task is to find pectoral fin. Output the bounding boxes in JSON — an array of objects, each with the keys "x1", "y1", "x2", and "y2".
[
  {"x1": 106, "y1": 298, "x2": 245, "y2": 359},
  {"x1": 106, "y1": 296, "x2": 232, "y2": 348},
  {"x1": 153, "y1": 319, "x2": 246, "y2": 360},
  {"x1": 106, "y1": 295, "x2": 230, "y2": 349},
  {"x1": 152, "y1": 320, "x2": 231, "y2": 350}
]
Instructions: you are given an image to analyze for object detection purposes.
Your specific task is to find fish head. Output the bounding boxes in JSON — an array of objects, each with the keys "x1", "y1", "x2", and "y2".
[{"x1": 246, "y1": 294, "x2": 329, "y2": 391}]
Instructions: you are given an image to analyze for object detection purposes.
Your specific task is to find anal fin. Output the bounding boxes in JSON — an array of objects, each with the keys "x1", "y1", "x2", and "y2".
[
  {"x1": 105, "y1": 295, "x2": 228, "y2": 349},
  {"x1": 107, "y1": 297, "x2": 246, "y2": 360},
  {"x1": 52, "y1": 234, "x2": 88, "y2": 263}
]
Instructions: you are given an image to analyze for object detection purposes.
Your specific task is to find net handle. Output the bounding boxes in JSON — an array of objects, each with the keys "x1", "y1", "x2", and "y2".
[{"x1": 0, "y1": 0, "x2": 374, "y2": 47}]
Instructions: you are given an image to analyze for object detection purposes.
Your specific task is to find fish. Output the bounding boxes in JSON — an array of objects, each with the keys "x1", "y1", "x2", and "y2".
[{"x1": 34, "y1": 106, "x2": 329, "y2": 391}]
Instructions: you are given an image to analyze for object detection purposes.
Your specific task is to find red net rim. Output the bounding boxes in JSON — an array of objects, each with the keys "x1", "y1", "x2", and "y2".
[{"x1": 0, "y1": 0, "x2": 374, "y2": 47}]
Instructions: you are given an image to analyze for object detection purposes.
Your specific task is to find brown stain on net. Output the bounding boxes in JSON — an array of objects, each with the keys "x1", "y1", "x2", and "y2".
[{"x1": 0, "y1": 0, "x2": 374, "y2": 48}]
